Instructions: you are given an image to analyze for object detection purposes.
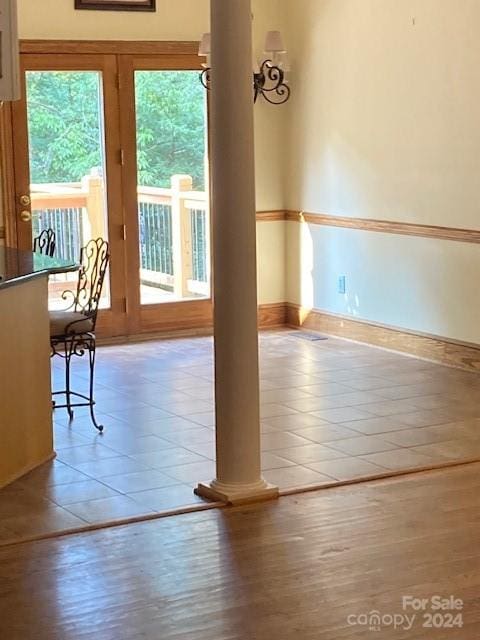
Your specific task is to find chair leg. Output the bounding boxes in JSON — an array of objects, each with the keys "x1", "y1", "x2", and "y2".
[
  {"x1": 65, "y1": 339, "x2": 74, "y2": 421},
  {"x1": 88, "y1": 339, "x2": 104, "y2": 433}
]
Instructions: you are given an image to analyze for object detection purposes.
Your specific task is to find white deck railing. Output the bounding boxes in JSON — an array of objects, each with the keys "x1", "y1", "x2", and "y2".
[{"x1": 31, "y1": 171, "x2": 210, "y2": 298}]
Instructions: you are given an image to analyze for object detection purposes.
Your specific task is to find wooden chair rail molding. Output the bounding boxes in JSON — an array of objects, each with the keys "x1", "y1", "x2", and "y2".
[
  {"x1": 286, "y1": 210, "x2": 480, "y2": 244},
  {"x1": 19, "y1": 40, "x2": 199, "y2": 55},
  {"x1": 287, "y1": 303, "x2": 480, "y2": 372},
  {"x1": 255, "y1": 210, "x2": 287, "y2": 222}
]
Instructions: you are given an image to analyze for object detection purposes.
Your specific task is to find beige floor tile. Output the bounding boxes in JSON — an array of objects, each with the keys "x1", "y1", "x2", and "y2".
[
  {"x1": 306, "y1": 457, "x2": 387, "y2": 481},
  {"x1": 310, "y1": 391, "x2": 385, "y2": 407},
  {"x1": 72, "y1": 456, "x2": 152, "y2": 478},
  {"x1": 162, "y1": 428, "x2": 215, "y2": 447},
  {"x1": 264, "y1": 413, "x2": 329, "y2": 430},
  {"x1": 131, "y1": 447, "x2": 208, "y2": 469},
  {"x1": 107, "y1": 407, "x2": 176, "y2": 423},
  {"x1": 261, "y1": 452, "x2": 297, "y2": 470},
  {"x1": 291, "y1": 423, "x2": 360, "y2": 443},
  {"x1": 260, "y1": 422, "x2": 280, "y2": 434},
  {"x1": 284, "y1": 396, "x2": 349, "y2": 412},
  {"x1": 99, "y1": 433, "x2": 178, "y2": 455},
  {"x1": 2, "y1": 506, "x2": 88, "y2": 537},
  {"x1": 64, "y1": 494, "x2": 156, "y2": 523},
  {"x1": 260, "y1": 404, "x2": 298, "y2": 419},
  {"x1": 185, "y1": 411, "x2": 215, "y2": 427},
  {"x1": 262, "y1": 466, "x2": 332, "y2": 489},
  {"x1": 101, "y1": 470, "x2": 180, "y2": 493},
  {"x1": 452, "y1": 419, "x2": 480, "y2": 439},
  {"x1": 0, "y1": 487, "x2": 54, "y2": 519},
  {"x1": 373, "y1": 383, "x2": 442, "y2": 400},
  {"x1": 128, "y1": 485, "x2": 208, "y2": 511},
  {"x1": 381, "y1": 424, "x2": 465, "y2": 447},
  {"x1": 341, "y1": 377, "x2": 400, "y2": 391},
  {"x1": 394, "y1": 410, "x2": 455, "y2": 428},
  {"x1": 261, "y1": 431, "x2": 313, "y2": 451},
  {"x1": 182, "y1": 442, "x2": 215, "y2": 459},
  {"x1": 340, "y1": 417, "x2": 415, "y2": 435},
  {"x1": 138, "y1": 390, "x2": 200, "y2": 409},
  {"x1": 153, "y1": 375, "x2": 210, "y2": 391},
  {"x1": 361, "y1": 449, "x2": 437, "y2": 470},
  {"x1": 408, "y1": 394, "x2": 459, "y2": 410},
  {"x1": 54, "y1": 430, "x2": 91, "y2": 450},
  {"x1": 325, "y1": 435, "x2": 399, "y2": 456},
  {"x1": 144, "y1": 416, "x2": 208, "y2": 435},
  {"x1": 311, "y1": 407, "x2": 375, "y2": 424},
  {"x1": 18, "y1": 460, "x2": 91, "y2": 488},
  {"x1": 163, "y1": 461, "x2": 217, "y2": 485},
  {"x1": 46, "y1": 479, "x2": 121, "y2": 505},
  {"x1": 382, "y1": 372, "x2": 435, "y2": 386},
  {"x1": 356, "y1": 399, "x2": 420, "y2": 416},
  {"x1": 182, "y1": 385, "x2": 215, "y2": 400},
  {"x1": 296, "y1": 382, "x2": 354, "y2": 397},
  {"x1": 56, "y1": 444, "x2": 123, "y2": 466},
  {"x1": 262, "y1": 375, "x2": 323, "y2": 389},
  {"x1": 260, "y1": 388, "x2": 312, "y2": 403},
  {"x1": 315, "y1": 369, "x2": 391, "y2": 383},
  {"x1": 410, "y1": 440, "x2": 480, "y2": 461},
  {"x1": 275, "y1": 444, "x2": 347, "y2": 465},
  {"x1": 158, "y1": 399, "x2": 214, "y2": 416}
]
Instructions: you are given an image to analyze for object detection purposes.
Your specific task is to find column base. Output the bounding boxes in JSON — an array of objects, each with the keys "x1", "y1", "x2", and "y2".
[{"x1": 195, "y1": 478, "x2": 279, "y2": 505}]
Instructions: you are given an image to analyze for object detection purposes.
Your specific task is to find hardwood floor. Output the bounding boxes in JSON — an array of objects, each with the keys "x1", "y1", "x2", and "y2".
[{"x1": 1, "y1": 463, "x2": 479, "y2": 639}]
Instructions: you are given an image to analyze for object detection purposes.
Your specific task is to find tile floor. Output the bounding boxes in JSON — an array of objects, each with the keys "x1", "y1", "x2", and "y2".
[{"x1": 2, "y1": 328, "x2": 480, "y2": 544}]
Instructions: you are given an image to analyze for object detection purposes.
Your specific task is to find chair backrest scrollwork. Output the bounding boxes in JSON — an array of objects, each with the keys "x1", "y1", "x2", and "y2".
[
  {"x1": 62, "y1": 238, "x2": 110, "y2": 331},
  {"x1": 33, "y1": 228, "x2": 56, "y2": 257}
]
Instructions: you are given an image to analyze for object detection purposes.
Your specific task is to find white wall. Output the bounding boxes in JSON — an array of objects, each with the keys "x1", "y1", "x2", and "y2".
[{"x1": 284, "y1": 0, "x2": 480, "y2": 343}]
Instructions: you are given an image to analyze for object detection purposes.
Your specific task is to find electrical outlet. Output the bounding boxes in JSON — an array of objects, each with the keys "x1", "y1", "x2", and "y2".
[{"x1": 338, "y1": 275, "x2": 346, "y2": 294}]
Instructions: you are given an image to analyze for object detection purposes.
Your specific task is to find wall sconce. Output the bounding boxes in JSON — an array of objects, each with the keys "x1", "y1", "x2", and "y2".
[{"x1": 199, "y1": 30, "x2": 291, "y2": 105}]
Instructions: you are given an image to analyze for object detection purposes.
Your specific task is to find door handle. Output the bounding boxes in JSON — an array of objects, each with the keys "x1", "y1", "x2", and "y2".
[
  {"x1": 19, "y1": 194, "x2": 31, "y2": 206},
  {"x1": 19, "y1": 210, "x2": 32, "y2": 222}
]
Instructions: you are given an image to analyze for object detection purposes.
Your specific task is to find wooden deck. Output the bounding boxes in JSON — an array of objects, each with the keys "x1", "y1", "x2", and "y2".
[{"x1": 1, "y1": 462, "x2": 479, "y2": 639}]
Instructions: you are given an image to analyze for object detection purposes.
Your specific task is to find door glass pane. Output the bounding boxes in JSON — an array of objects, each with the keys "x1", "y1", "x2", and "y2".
[
  {"x1": 25, "y1": 70, "x2": 110, "y2": 309},
  {"x1": 135, "y1": 70, "x2": 210, "y2": 304}
]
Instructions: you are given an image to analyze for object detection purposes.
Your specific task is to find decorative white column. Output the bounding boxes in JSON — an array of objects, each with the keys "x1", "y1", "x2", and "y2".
[{"x1": 196, "y1": 0, "x2": 278, "y2": 505}]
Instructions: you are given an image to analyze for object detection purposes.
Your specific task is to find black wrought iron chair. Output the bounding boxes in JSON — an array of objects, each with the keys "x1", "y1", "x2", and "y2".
[
  {"x1": 33, "y1": 228, "x2": 56, "y2": 257},
  {"x1": 50, "y1": 238, "x2": 110, "y2": 432}
]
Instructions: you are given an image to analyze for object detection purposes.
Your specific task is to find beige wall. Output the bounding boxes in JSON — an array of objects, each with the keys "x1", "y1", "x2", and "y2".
[
  {"x1": 284, "y1": 0, "x2": 480, "y2": 343},
  {"x1": 18, "y1": 0, "x2": 209, "y2": 40},
  {"x1": 257, "y1": 220, "x2": 286, "y2": 304},
  {"x1": 287, "y1": 221, "x2": 480, "y2": 344}
]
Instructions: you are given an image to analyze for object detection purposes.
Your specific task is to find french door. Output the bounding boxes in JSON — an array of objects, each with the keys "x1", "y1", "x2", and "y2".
[{"x1": 8, "y1": 49, "x2": 211, "y2": 338}]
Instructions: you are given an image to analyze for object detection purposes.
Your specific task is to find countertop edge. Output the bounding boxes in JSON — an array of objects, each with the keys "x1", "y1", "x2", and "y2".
[{"x1": 0, "y1": 270, "x2": 48, "y2": 292}]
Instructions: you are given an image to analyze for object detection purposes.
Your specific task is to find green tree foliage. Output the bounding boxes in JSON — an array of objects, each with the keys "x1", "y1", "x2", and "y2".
[
  {"x1": 26, "y1": 71, "x2": 103, "y2": 183},
  {"x1": 135, "y1": 71, "x2": 206, "y2": 190},
  {"x1": 26, "y1": 70, "x2": 206, "y2": 190}
]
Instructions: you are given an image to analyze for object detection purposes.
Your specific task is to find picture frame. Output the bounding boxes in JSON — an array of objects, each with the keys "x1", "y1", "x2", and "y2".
[{"x1": 75, "y1": 0, "x2": 156, "y2": 11}]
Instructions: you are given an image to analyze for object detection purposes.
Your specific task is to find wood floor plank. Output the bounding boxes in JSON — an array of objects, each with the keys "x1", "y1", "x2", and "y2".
[{"x1": 1, "y1": 464, "x2": 480, "y2": 638}]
